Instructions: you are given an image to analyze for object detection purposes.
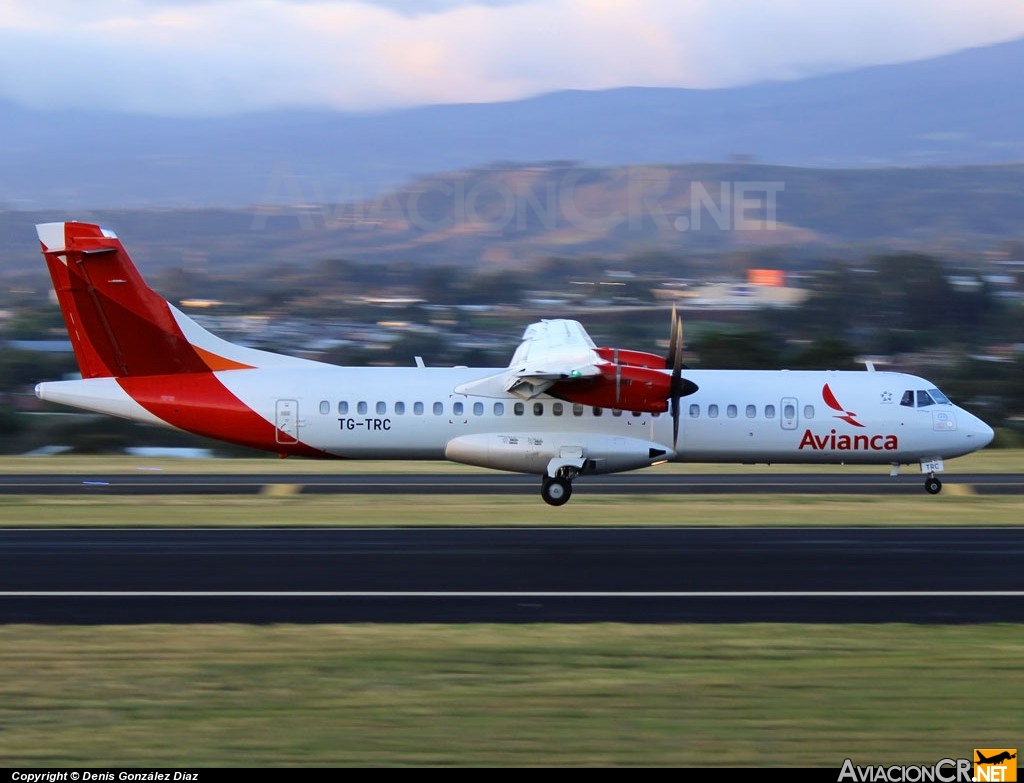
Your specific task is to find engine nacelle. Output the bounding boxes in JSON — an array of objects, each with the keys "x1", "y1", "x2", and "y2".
[
  {"x1": 594, "y1": 347, "x2": 667, "y2": 369},
  {"x1": 549, "y1": 364, "x2": 672, "y2": 413},
  {"x1": 445, "y1": 432, "x2": 673, "y2": 475}
]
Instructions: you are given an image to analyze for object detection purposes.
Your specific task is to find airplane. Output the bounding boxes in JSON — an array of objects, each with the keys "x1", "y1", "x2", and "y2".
[
  {"x1": 31, "y1": 221, "x2": 995, "y2": 505},
  {"x1": 977, "y1": 752, "x2": 1016, "y2": 765}
]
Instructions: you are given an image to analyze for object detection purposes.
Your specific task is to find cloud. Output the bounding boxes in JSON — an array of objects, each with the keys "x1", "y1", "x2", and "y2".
[{"x1": 1, "y1": 0, "x2": 1023, "y2": 115}]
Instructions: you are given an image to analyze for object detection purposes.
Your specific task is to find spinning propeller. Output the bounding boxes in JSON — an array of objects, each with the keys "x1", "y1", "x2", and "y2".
[{"x1": 666, "y1": 306, "x2": 690, "y2": 448}]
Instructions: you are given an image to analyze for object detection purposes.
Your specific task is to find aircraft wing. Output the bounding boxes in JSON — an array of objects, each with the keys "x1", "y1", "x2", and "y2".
[
  {"x1": 453, "y1": 319, "x2": 603, "y2": 400},
  {"x1": 504, "y1": 319, "x2": 603, "y2": 398}
]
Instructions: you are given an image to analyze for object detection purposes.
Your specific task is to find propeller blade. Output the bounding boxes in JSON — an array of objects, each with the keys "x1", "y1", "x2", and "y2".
[{"x1": 670, "y1": 316, "x2": 684, "y2": 448}]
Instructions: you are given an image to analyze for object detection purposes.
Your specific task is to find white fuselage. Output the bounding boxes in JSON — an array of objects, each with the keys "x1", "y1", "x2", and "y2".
[{"x1": 37, "y1": 365, "x2": 994, "y2": 474}]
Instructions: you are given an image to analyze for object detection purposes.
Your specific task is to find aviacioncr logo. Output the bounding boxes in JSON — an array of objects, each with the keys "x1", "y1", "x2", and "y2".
[{"x1": 822, "y1": 383, "x2": 865, "y2": 428}]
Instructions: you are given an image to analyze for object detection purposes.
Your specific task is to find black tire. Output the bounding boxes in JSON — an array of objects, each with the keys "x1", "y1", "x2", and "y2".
[
  {"x1": 924, "y1": 477, "x2": 942, "y2": 495},
  {"x1": 541, "y1": 476, "x2": 572, "y2": 506}
]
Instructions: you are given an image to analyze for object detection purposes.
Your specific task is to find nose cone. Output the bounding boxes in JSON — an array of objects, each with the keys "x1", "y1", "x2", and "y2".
[
  {"x1": 978, "y1": 420, "x2": 995, "y2": 449},
  {"x1": 966, "y1": 414, "x2": 995, "y2": 450}
]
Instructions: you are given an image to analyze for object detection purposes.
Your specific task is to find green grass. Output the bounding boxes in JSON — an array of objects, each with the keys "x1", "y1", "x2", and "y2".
[
  {"x1": 0, "y1": 447, "x2": 1021, "y2": 475},
  {"x1": 0, "y1": 624, "x2": 1019, "y2": 766},
  {"x1": 1, "y1": 493, "x2": 1023, "y2": 526}
]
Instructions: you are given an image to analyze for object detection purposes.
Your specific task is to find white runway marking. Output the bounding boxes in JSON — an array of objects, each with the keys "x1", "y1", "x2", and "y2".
[{"x1": 2, "y1": 591, "x2": 1023, "y2": 598}]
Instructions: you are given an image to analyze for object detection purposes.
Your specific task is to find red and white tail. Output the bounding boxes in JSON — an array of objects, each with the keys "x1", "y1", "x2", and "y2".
[
  {"x1": 36, "y1": 222, "x2": 330, "y2": 457},
  {"x1": 37, "y1": 221, "x2": 309, "y2": 378}
]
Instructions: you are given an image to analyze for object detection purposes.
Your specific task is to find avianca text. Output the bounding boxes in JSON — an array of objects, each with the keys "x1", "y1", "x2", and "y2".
[{"x1": 799, "y1": 429, "x2": 898, "y2": 451}]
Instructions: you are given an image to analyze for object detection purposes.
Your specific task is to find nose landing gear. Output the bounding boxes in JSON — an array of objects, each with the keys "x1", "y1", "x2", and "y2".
[{"x1": 924, "y1": 474, "x2": 942, "y2": 495}]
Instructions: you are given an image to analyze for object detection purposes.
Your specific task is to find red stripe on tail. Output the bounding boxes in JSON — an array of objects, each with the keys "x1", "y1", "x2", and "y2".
[{"x1": 39, "y1": 222, "x2": 211, "y2": 378}]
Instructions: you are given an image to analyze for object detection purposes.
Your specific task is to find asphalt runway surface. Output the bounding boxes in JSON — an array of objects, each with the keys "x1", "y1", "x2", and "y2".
[
  {"x1": 2, "y1": 527, "x2": 1022, "y2": 624},
  {"x1": 2, "y1": 471, "x2": 1023, "y2": 495}
]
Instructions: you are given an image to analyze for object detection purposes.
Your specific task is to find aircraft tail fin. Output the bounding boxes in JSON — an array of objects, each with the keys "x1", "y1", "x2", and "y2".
[{"x1": 37, "y1": 222, "x2": 310, "y2": 378}]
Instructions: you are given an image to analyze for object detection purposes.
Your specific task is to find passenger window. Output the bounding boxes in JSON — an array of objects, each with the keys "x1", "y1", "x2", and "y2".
[
  {"x1": 453, "y1": 401, "x2": 464, "y2": 416},
  {"x1": 376, "y1": 401, "x2": 386, "y2": 415},
  {"x1": 319, "y1": 400, "x2": 329, "y2": 415},
  {"x1": 708, "y1": 404, "x2": 719, "y2": 418},
  {"x1": 726, "y1": 404, "x2": 737, "y2": 418},
  {"x1": 395, "y1": 401, "x2": 405, "y2": 415},
  {"x1": 357, "y1": 401, "x2": 368, "y2": 415},
  {"x1": 413, "y1": 402, "x2": 424, "y2": 415},
  {"x1": 338, "y1": 401, "x2": 349, "y2": 415},
  {"x1": 765, "y1": 405, "x2": 775, "y2": 418},
  {"x1": 473, "y1": 402, "x2": 483, "y2": 416},
  {"x1": 632, "y1": 410, "x2": 642, "y2": 417},
  {"x1": 514, "y1": 402, "x2": 525, "y2": 416},
  {"x1": 533, "y1": 402, "x2": 544, "y2": 416},
  {"x1": 746, "y1": 404, "x2": 756, "y2": 419},
  {"x1": 783, "y1": 404, "x2": 795, "y2": 419},
  {"x1": 433, "y1": 402, "x2": 443, "y2": 415},
  {"x1": 612, "y1": 409, "x2": 623, "y2": 417},
  {"x1": 804, "y1": 405, "x2": 814, "y2": 420},
  {"x1": 592, "y1": 407, "x2": 603, "y2": 416},
  {"x1": 494, "y1": 402, "x2": 504, "y2": 416},
  {"x1": 552, "y1": 402, "x2": 564, "y2": 416},
  {"x1": 573, "y1": 404, "x2": 584, "y2": 416},
  {"x1": 901, "y1": 390, "x2": 914, "y2": 407},
  {"x1": 689, "y1": 404, "x2": 700, "y2": 418}
]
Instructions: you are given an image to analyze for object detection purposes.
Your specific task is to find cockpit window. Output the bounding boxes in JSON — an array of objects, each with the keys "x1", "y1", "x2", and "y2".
[{"x1": 903, "y1": 388, "x2": 953, "y2": 408}]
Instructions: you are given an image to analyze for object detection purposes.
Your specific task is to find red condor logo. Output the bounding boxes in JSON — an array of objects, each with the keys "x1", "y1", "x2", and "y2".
[
  {"x1": 797, "y1": 384, "x2": 899, "y2": 451},
  {"x1": 821, "y1": 383, "x2": 863, "y2": 427}
]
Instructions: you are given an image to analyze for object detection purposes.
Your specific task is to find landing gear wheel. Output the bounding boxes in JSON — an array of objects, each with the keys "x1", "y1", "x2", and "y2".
[
  {"x1": 541, "y1": 476, "x2": 572, "y2": 506},
  {"x1": 924, "y1": 476, "x2": 942, "y2": 495}
]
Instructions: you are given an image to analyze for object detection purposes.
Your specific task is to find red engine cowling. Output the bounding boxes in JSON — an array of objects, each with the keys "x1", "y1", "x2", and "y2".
[
  {"x1": 594, "y1": 347, "x2": 667, "y2": 369},
  {"x1": 549, "y1": 364, "x2": 671, "y2": 413}
]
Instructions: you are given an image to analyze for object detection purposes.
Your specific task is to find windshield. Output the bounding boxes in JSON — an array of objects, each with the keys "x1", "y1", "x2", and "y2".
[{"x1": 901, "y1": 388, "x2": 952, "y2": 408}]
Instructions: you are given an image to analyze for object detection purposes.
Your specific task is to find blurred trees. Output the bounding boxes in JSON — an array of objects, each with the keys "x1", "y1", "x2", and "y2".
[
  {"x1": 785, "y1": 253, "x2": 1002, "y2": 351},
  {"x1": 3, "y1": 247, "x2": 1023, "y2": 454}
]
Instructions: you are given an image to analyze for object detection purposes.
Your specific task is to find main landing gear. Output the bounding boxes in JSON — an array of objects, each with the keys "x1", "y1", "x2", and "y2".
[
  {"x1": 541, "y1": 467, "x2": 579, "y2": 506},
  {"x1": 541, "y1": 476, "x2": 572, "y2": 506}
]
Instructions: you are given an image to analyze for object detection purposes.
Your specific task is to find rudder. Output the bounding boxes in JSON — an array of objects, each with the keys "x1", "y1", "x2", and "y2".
[{"x1": 38, "y1": 222, "x2": 234, "y2": 378}]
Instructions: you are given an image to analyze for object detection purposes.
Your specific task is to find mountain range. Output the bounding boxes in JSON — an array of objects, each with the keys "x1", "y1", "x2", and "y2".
[
  {"x1": 2, "y1": 161, "x2": 1023, "y2": 272},
  {"x1": 2, "y1": 37, "x2": 1023, "y2": 210}
]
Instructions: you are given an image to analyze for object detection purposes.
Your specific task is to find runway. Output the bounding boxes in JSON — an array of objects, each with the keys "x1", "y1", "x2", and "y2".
[
  {"x1": 2, "y1": 527, "x2": 1021, "y2": 624},
  {"x1": 1, "y1": 471, "x2": 1023, "y2": 495}
]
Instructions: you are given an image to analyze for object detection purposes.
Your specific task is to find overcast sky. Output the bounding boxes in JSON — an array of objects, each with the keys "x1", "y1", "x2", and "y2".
[{"x1": 2, "y1": 0, "x2": 1024, "y2": 116}]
